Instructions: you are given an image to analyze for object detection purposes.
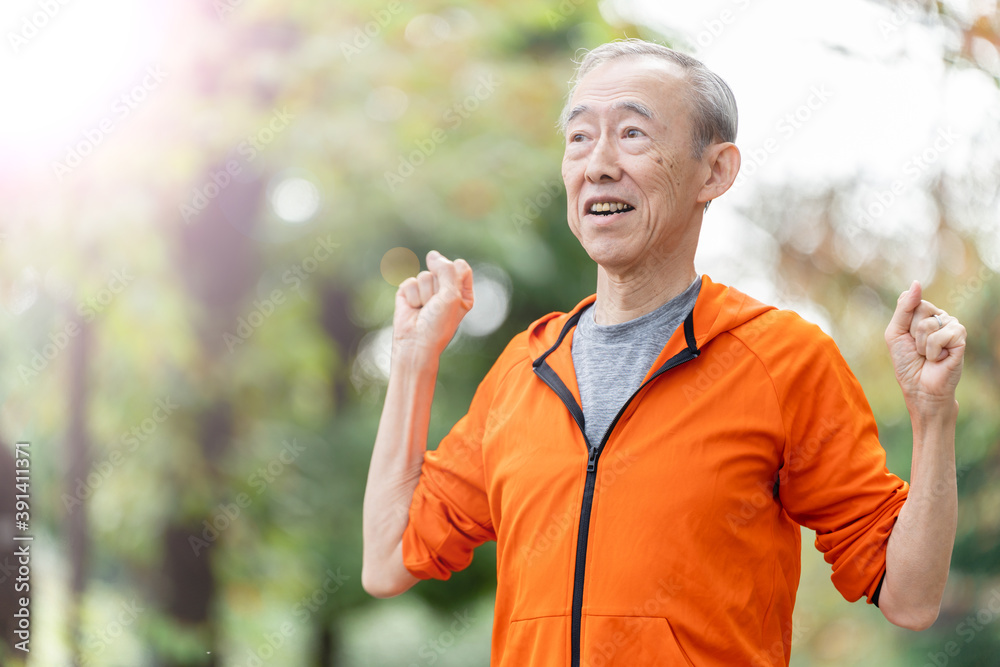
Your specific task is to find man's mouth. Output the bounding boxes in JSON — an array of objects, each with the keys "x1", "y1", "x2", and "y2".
[{"x1": 588, "y1": 201, "x2": 635, "y2": 217}]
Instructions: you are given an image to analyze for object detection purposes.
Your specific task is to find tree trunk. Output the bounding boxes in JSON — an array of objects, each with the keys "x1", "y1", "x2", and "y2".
[{"x1": 67, "y1": 315, "x2": 90, "y2": 667}]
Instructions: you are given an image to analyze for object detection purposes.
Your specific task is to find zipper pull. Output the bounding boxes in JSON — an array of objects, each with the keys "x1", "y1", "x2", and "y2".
[{"x1": 587, "y1": 446, "x2": 599, "y2": 472}]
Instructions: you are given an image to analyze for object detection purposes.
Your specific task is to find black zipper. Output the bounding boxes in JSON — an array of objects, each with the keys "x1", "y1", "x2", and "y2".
[{"x1": 532, "y1": 307, "x2": 700, "y2": 667}]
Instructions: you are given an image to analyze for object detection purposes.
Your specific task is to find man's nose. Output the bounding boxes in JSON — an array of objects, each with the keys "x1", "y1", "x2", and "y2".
[{"x1": 584, "y1": 134, "x2": 622, "y2": 183}]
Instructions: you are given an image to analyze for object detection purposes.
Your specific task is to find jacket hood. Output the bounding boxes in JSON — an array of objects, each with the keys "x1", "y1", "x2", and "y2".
[{"x1": 526, "y1": 274, "x2": 776, "y2": 362}]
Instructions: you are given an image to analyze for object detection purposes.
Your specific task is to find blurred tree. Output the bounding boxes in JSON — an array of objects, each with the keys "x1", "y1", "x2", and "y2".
[{"x1": 0, "y1": 0, "x2": 997, "y2": 665}]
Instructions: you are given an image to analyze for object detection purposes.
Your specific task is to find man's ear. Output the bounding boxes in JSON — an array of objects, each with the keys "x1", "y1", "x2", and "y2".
[{"x1": 697, "y1": 142, "x2": 740, "y2": 207}]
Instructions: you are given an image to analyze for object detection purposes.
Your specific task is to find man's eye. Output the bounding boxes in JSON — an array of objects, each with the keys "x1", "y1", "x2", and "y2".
[
  {"x1": 570, "y1": 133, "x2": 586, "y2": 142},
  {"x1": 625, "y1": 128, "x2": 644, "y2": 139}
]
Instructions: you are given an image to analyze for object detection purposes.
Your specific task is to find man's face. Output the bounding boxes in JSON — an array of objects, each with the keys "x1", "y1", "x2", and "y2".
[{"x1": 561, "y1": 57, "x2": 710, "y2": 272}]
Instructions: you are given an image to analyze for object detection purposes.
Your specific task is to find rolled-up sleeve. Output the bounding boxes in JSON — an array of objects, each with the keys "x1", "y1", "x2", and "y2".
[
  {"x1": 771, "y1": 317, "x2": 909, "y2": 604},
  {"x1": 401, "y1": 343, "x2": 517, "y2": 580}
]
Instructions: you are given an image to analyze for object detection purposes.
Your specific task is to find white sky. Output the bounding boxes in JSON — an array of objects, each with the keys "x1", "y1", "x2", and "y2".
[
  {"x1": 614, "y1": 0, "x2": 997, "y2": 183},
  {"x1": 0, "y1": 0, "x2": 163, "y2": 157}
]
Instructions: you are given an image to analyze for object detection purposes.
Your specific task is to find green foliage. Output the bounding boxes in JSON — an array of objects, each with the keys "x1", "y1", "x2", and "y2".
[{"x1": 0, "y1": 0, "x2": 997, "y2": 665}]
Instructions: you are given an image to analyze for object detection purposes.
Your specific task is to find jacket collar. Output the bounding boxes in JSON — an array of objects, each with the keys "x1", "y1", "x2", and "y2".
[{"x1": 527, "y1": 275, "x2": 775, "y2": 381}]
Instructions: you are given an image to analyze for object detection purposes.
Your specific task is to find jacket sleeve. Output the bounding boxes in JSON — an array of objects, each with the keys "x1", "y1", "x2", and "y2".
[
  {"x1": 768, "y1": 315, "x2": 909, "y2": 604},
  {"x1": 400, "y1": 345, "x2": 513, "y2": 580}
]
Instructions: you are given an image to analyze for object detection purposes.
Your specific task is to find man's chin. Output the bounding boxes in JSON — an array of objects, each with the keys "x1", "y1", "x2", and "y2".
[{"x1": 581, "y1": 241, "x2": 635, "y2": 272}]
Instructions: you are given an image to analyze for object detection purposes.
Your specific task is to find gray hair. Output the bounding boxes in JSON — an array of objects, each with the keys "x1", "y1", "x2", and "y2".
[{"x1": 558, "y1": 38, "x2": 738, "y2": 159}]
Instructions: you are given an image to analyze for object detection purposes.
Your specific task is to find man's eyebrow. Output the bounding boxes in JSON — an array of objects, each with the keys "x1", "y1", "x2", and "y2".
[
  {"x1": 612, "y1": 100, "x2": 655, "y2": 120},
  {"x1": 565, "y1": 100, "x2": 655, "y2": 126},
  {"x1": 566, "y1": 104, "x2": 590, "y2": 125}
]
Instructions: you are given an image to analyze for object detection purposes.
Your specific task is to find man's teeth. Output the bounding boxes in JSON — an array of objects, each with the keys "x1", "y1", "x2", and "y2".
[{"x1": 589, "y1": 202, "x2": 632, "y2": 213}]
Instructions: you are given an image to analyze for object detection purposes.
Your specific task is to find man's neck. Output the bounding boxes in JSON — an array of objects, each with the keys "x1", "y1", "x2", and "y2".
[{"x1": 593, "y1": 262, "x2": 698, "y2": 326}]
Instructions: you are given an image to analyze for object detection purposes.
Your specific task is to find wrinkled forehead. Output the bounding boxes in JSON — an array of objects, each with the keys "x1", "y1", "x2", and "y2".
[{"x1": 568, "y1": 56, "x2": 693, "y2": 121}]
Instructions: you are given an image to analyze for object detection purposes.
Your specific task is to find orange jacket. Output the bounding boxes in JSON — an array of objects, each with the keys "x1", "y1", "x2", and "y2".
[{"x1": 402, "y1": 276, "x2": 908, "y2": 666}]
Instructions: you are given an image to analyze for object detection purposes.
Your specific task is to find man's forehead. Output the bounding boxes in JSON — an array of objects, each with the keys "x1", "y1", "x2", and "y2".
[
  {"x1": 568, "y1": 56, "x2": 689, "y2": 116},
  {"x1": 576, "y1": 56, "x2": 687, "y2": 89}
]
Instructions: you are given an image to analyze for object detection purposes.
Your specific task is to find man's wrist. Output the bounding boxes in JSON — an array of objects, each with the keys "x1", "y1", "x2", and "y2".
[
  {"x1": 905, "y1": 394, "x2": 959, "y2": 423},
  {"x1": 907, "y1": 398, "x2": 959, "y2": 444},
  {"x1": 390, "y1": 342, "x2": 441, "y2": 374}
]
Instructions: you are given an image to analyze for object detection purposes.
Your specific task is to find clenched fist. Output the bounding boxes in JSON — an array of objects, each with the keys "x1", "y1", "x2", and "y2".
[
  {"x1": 393, "y1": 250, "x2": 475, "y2": 361},
  {"x1": 885, "y1": 280, "x2": 967, "y2": 414}
]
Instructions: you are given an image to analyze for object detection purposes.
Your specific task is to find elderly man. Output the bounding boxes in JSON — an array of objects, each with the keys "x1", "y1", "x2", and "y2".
[{"x1": 362, "y1": 39, "x2": 967, "y2": 666}]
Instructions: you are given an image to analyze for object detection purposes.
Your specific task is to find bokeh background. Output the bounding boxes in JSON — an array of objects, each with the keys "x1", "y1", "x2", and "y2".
[{"x1": 1, "y1": 0, "x2": 998, "y2": 665}]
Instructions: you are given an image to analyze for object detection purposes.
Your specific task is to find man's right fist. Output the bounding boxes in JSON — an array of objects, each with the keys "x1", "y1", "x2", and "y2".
[{"x1": 392, "y1": 250, "x2": 475, "y2": 359}]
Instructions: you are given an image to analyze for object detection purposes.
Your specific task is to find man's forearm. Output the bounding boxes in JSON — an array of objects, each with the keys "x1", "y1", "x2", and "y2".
[
  {"x1": 880, "y1": 401, "x2": 959, "y2": 630},
  {"x1": 361, "y1": 349, "x2": 439, "y2": 596}
]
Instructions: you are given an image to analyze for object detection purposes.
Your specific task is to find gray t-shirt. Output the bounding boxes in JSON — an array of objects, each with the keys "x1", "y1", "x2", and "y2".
[{"x1": 571, "y1": 277, "x2": 701, "y2": 446}]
